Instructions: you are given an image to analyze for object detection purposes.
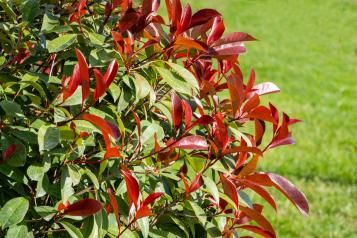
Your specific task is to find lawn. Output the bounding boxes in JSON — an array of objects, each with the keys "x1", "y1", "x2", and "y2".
[{"x1": 186, "y1": 0, "x2": 357, "y2": 237}]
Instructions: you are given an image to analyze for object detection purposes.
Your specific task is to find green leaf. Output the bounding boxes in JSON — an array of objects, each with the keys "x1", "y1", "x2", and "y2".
[
  {"x1": 47, "y1": 34, "x2": 77, "y2": 53},
  {"x1": 0, "y1": 197, "x2": 29, "y2": 229},
  {"x1": 82, "y1": 168, "x2": 100, "y2": 190},
  {"x1": 87, "y1": 32, "x2": 106, "y2": 46},
  {"x1": 68, "y1": 165, "x2": 82, "y2": 186},
  {"x1": 5, "y1": 141, "x2": 26, "y2": 167},
  {"x1": 20, "y1": 73, "x2": 47, "y2": 99},
  {"x1": 134, "y1": 73, "x2": 151, "y2": 101},
  {"x1": 41, "y1": 11, "x2": 59, "y2": 33},
  {"x1": 155, "y1": 67, "x2": 195, "y2": 96},
  {"x1": 186, "y1": 155, "x2": 205, "y2": 172},
  {"x1": 20, "y1": 0, "x2": 40, "y2": 23},
  {"x1": 186, "y1": 201, "x2": 207, "y2": 226},
  {"x1": 61, "y1": 166, "x2": 74, "y2": 202},
  {"x1": 203, "y1": 176, "x2": 220, "y2": 204},
  {"x1": 38, "y1": 125, "x2": 60, "y2": 151},
  {"x1": 6, "y1": 225, "x2": 33, "y2": 238},
  {"x1": 36, "y1": 174, "x2": 50, "y2": 198},
  {"x1": 60, "y1": 221, "x2": 84, "y2": 238},
  {"x1": 34, "y1": 206, "x2": 56, "y2": 221},
  {"x1": 0, "y1": 100, "x2": 25, "y2": 119},
  {"x1": 205, "y1": 222, "x2": 222, "y2": 237},
  {"x1": 141, "y1": 120, "x2": 164, "y2": 146},
  {"x1": 0, "y1": 1, "x2": 16, "y2": 21},
  {"x1": 238, "y1": 191, "x2": 253, "y2": 208},
  {"x1": 27, "y1": 156, "x2": 51, "y2": 181},
  {"x1": 0, "y1": 165, "x2": 28, "y2": 184},
  {"x1": 165, "y1": 62, "x2": 199, "y2": 94},
  {"x1": 137, "y1": 217, "x2": 149, "y2": 238}
]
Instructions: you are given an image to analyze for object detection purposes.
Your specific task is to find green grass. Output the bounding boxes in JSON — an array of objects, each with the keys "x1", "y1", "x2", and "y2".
[{"x1": 186, "y1": 0, "x2": 357, "y2": 237}]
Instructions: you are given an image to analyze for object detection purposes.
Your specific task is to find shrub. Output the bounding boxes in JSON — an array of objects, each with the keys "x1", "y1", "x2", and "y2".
[{"x1": 0, "y1": 0, "x2": 308, "y2": 237}]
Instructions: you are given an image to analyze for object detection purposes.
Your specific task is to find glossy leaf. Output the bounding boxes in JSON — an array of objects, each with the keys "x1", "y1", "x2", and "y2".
[
  {"x1": 182, "y1": 100, "x2": 192, "y2": 128},
  {"x1": 61, "y1": 198, "x2": 102, "y2": 217},
  {"x1": 190, "y1": 9, "x2": 221, "y2": 28},
  {"x1": 121, "y1": 167, "x2": 140, "y2": 208},
  {"x1": 246, "y1": 173, "x2": 309, "y2": 216},
  {"x1": 60, "y1": 221, "x2": 84, "y2": 238},
  {"x1": 75, "y1": 49, "x2": 90, "y2": 105},
  {"x1": 0, "y1": 197, "x2": 29, "y2": 229},
  {"x1": 252, "y1": 82, "x2": 280, "y2": 96},
  {"x1": 220, "y1": 174, "x2": 239, "y2": 210},
  {"x1": 207, "y1": 17, "x2": 225, "y2": 45},
  {"x1": 187, "y1": 173, "x2": 203, "y2": 194},
  {"x1": 172, "y1": 135, "x2": 208, "y2": 150},
  {"x1": 171, "y1": 93, "x2": 183, "y2": 130},
  {"x1": 239, "y1": 205, "x2": 275, "y2": 236},
  {"x1": 47, "y1": 34, "x2": 77, "y2": 53},
  {"x1": 142, "y1": 192, "x2": 164, "y2": 207}
]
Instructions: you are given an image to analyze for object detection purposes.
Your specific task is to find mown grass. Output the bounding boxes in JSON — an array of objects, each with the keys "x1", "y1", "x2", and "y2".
[{"x1": 186, "y1": 0, "x2": 357, "y2": 236}]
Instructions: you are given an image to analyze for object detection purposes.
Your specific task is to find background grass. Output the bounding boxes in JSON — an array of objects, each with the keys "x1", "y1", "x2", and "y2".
[{"x1": 185, "y1": 0, "x2": 357, "y2": 237}]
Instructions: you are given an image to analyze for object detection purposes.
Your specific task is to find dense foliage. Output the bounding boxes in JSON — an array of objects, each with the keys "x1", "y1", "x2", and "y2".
[{"x1": 0, "y1": 0, "x2": 309, "y2": 237}]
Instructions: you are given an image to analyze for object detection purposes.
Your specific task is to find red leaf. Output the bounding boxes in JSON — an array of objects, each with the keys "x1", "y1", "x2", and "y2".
[
  {"x1": 107, "y1": 188, "x2": 120, "y2": 232},
  {"x1": 135, "y1": 205, "x2": 153, "y2": 219},
  {"x1": 252, "y1": 82, "x2": 280, "y2": 96},
  {"x1": 190, "y1": 9, "x2": 221, "y2": 28},
  {"x1": 62, "y1": 64, "x2": 81, "y2": 102},
  {"x1": 171, "y1": 0, "x2": 182, "y2": 26},
  {"x1": 245, "y1": 69, "x2": 256, "y2": 94},
  {"x1": 194, "y1": 96, "x2": 205, "y2": 116},
  {"x1": 142, "y1": 0, "x2": 160, "y2": 15},
  {"x1": 269, "y1": 113, "x2": 295, "y2": 149},
  {"x1": 75, "y1": 49, "x2": 90, "y2": 105},
  {"x1": 254, "y1": 120, "x2": 265, "y2": 146},
  {"x1": 212, "y1": 42, "x2": 246, "y2": 56},
  {"x1": 82, "y1": 114, "x2": 119, "y2": 140},
  {"x1": 103, "y1": 60, "x2": 119, "y2": 88},
  {"x1": 239, "y1": 205, "x2": 275, "y2": 236},
  {"x1": 239, "y1": 179, "x2": 277, "y2": 211},
  {"x1": 62, "y1": 198, "x2": 102, "y2": 217},
  {"x1": 246, "y1": 173, "x2": 309, "y2": 216},
  {"x1": 79, "y1": 131, "x2": 89, "y2": 138},
  {"x1": 92, "y1": 68, "x2": 105, "y2": 103},
  {"x1": 220, "y1": 174, "x2": 239, "y2": 210},
  {"x1": 242, "y1": 93, "x2": 260, "y2": 113},
  {"x1": 195, "y1": 115, "x2": 214, "y2": 126},
  {"x1": 121, "y1": 167, "x2": 140, "y2": 208},
  {"x1": 119, "y1": 9, "x2": 140, "y2": 32},
  {"x1": 104, "y1": 146, "x2": 121, "y2": 160},
  {"x1": 142, "y1": 192, "x2": 164, "y2": 207},
  {"x1": 171, "y1": 93, "x2": 183, "y2": 130},
  {"x1": 182, "y1": 100, "x2": 192, "y2": 128},
  {"x1": 226, "y1": 71, "x2": 244, "y2": 117},
  {"x1": 249, "y1": 106, "x2": 275, "y2": 123},
  {"x1": 212, "y1": 32, "x2": 256, "y2": 47},
  {"x1": 133, "y1": 111, "x2": 141, "y2": 138},
  {"x1": 2, "y1": 144, "x2": 16, "y2": 161},
  {"x1": 174, "y1": 36, "x2": 207, "y2": 52},
  {"x1": 177, "y1": 4, "x2": 192, "y2": 34},
  {"x1": 213, "y1": 113, "x2": 229, "y2": 151},
  {"x1": 57, "y1": 201, "x2": 70, "y2": 212},
  {"x1": 188, "y1": 173, "x2": 203, "y2": 194},
  {"x1": 93, "y1": 60, "x2": 118, "y2": 103},
  {"x1": 207, "y1": 17, "x2": 225, "y2": 45},
  {"x1": 224, "y1": 146, "x2": 262, "y2": 156},
  {"x1": 172, "y1": 135, "x2": 208, "y2": 150},
  {"x1": 238, "y1": 225, "x2": 275, "y2": 238}
]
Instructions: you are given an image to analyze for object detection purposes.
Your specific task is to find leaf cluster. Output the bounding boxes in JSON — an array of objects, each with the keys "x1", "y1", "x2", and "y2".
[{"x1": 0, "y1": 0, "x2": 308, "y2": 237}]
